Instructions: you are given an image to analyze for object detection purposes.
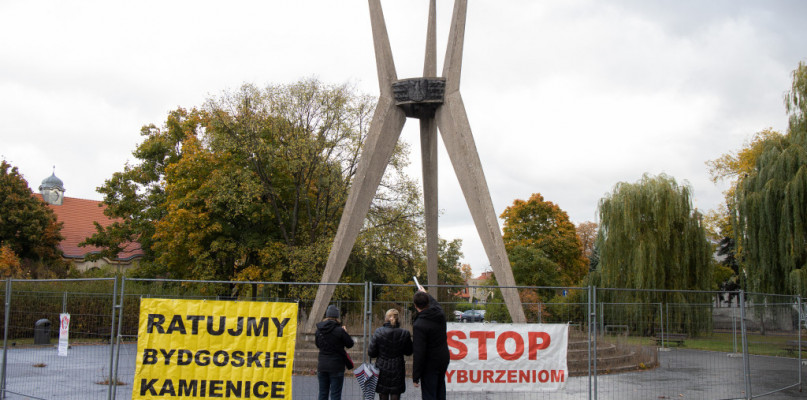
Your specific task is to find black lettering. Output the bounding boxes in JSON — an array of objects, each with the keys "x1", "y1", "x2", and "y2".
[
  {"x1": 271, "y1": 381, "x2": 285, "y2": 398},
  {"x1": 245, "y1": 381, "x2": 251, "y2": 398},
  {"x1": 209, "y1": 380, "x2": 223, "y2": 397},
  {"x1": 166, "y1": 315, "x2": 187, "y2": 334},
  {"x1": 200, "y1": 379, "x2": 207, "y2": 397},
  {"x1": 208, "y1": 316, "x2": 226, "y2": 335},
  {"x1": 228, "y1": 316, "x2": 244, "y2": 336},
  {"x1": 158, "y1": 379, "x2": 176, "y2": 396},
  {"x1": 160, "y1": 348, "x2": 176, "y2": 365},
  {"x1": 178, "y1": 349, "x2": 193, "y2": 365},
  {"x1": 140, "y1": 378, "x2": 158, "y2": 395},
  {"x1": 196, "y1": 350, "x2": 211, "y2": 366},
  {"x1": 147, "y1": 314, "x2": 165, "y2": 333},
  {"x1": 253, "y1": 381, "x2": 269, "y2": 399},
  {"x1": 273, "y1": 352, "x2": 286, "y2": 368},
  {"x1": 246, "y1": 351, "x2": 263, "y2": 368},
  {"x1": 178, "y1": 379, "x2": 198, "y2": 396},
  {"x1": 226, "y1": 380, "x2": 243, "y2": 397},
  {"x1": 212, "y1": 350, "x2": 229, "y2": 367},
  {"x1": 246, "y1": 317, "x2": 269, "y2": 337},
  {"x1": 231, "y1": 350, "x2": 245, "y2": 367},
  {"x1": 142, "y1": 349, "x2": 158, "y2": 365},
  {"x1": 187, "y1": 315, "x2": 205, "y2": 334},
  {"x1": 264, "y1": 352, "x2": 272, "y2": 367},
  {"x1": 272, "y1": 318, "x2": 290, "y2": 338}
]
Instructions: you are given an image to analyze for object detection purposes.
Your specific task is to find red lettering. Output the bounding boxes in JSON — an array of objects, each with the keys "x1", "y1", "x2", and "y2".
[
  {"x1": 496, "y1": 331, "x2": 524, "y2": 360},
  {"x1": 507, "y1": 370, "x2": 517, "y2": 383},
  {"x1": 519, "y1": 370, "x2": 530, "y2": 382},
  {"x1": 495, "y1": 370, "x2": 506, "y2": 383},
  {"x1": 483, "y1": 369, "x2": 494, "y2": 383},
  {"x1": 445, "y1": 370, "x2": 455, "y2": 383},
  {"x1": 538, "y1": 370, "x2": 549, "y2": 383},
  {"x1": 551, "y1": 369, "x2": 565, "y2": 382},
  {"x1": 469, "y1": 331, "x2": 495, "y2": 360},
  {"x1": 528, "y1": 332, "x2": 550, "y2": 360},
  {"x1": 447, "y1": 331, "x2": 468, "y2": 360},
  {"x1": 469, "y1": 370, "x2": 481, "y2": 383},
  {"x1": 457, "y1": 370, "x2": 468, "y2": 383}
]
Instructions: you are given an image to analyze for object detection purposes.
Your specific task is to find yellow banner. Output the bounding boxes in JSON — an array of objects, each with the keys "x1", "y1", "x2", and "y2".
[{"x1": 132, "y1": 298, "x2": 297, "y2": 399}]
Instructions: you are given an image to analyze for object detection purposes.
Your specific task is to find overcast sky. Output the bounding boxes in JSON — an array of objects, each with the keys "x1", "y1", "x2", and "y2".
[{"x1": 2, "y1": 0, "x2": 805, "y2": 275}]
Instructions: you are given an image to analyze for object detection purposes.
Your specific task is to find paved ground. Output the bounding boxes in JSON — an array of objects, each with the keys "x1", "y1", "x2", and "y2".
[{"x1": 0, "y1": 344, "x2": 803, "y2": 399}]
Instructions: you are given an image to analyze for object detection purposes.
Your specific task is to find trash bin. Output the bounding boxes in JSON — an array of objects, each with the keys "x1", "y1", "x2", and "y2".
[{"x1": 34, "y1": 319, "x2": 51, "y2": 345}]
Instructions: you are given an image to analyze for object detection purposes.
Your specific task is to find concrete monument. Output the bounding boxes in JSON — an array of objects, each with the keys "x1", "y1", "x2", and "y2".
[{"x1": 306, "y1": 0, "x2": 526, "y2": 332}]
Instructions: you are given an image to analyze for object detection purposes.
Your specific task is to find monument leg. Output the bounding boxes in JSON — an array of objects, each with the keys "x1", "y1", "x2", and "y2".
[
  {"x1": 421, "y1": 118, "x2": 439, "y2": 298},
  {"x1": 306, "y1": 96, "x2": 407, "y2": 332},
  {"x1": 435, "y1": 91, "x2": 526, "y2": 323}
]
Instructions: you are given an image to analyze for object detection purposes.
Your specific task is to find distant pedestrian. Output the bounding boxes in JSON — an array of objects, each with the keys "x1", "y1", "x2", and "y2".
[
  {"x1": 412, "y1": 288, "x2": 450, "y2": 400},
  {"x1": 368, "y1": 309, "x2": 413, "y2": 400},
  {"x1": 316, "y1": 305, "x2": 355, "y2": 400}
]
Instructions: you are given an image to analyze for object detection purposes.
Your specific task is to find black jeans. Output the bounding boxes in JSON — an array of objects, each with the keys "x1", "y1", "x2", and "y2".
[
  {"x1": 419, "y1": 372, "x2": 446, "y2": 400},
  {"x1": 317, "y1": 371, "x2": 344, "y2": 400}
]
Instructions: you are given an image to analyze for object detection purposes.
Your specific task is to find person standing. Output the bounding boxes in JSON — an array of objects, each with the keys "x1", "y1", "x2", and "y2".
[
  {"x1": 316, "y1": 305, "x2": 354, "y2": 400},
  {"x1": 411, "y1": 288, "x2": 450, "y2": 400},
  {"x1": 368, "y1": 309, "x2": 413, "y2": 400}
]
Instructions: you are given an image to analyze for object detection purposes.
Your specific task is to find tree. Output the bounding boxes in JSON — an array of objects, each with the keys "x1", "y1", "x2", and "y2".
[
  {"x1": 81, "y1": 108, "x2": 206, "y2": 269},
  {"x1": 0, "y1": 244, "x2": 23, "y2": 278},
  {"x1": 459, "y1": 263, "x2": 473, "y2": 281},
  {"x1": 596, "y1": 173, "x2": 712, "y2": 291},
  {"x1": 0, "y1": 160, "x2": 68, "y2": 278},
  {"x1": 89, "y1": 79, "x2": 428, "y2": 291},
  {"x1": 500, "y1": 193, "x2": 588, "y2": 287},
  {"x1": 734, "y1": 62, "x2": 807, "y2": 296},
  {"x1": 595, "y1": 173, "x2": 713, "y2": 334},
  {"x1": 575, "y1": 221, "x2": 597, "y2": 262}
]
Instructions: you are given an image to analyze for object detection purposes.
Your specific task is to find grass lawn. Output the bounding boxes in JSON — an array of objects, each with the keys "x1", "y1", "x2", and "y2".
[{"x1": 601, "y1": 332, "x2": 805, "y2": 358}]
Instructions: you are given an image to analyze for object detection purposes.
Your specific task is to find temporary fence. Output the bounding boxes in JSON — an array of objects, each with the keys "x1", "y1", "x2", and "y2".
[{"x1": 0, "y1": 278, "x2": 802, "y2": 399}]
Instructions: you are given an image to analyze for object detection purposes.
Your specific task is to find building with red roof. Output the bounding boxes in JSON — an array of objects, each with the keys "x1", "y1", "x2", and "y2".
[{"x1": 35, "y1": 172, "x2": 142, "y2": 272}]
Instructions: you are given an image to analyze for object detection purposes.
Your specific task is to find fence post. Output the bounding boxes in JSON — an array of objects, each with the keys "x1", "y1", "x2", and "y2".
[
  {"x1": 739, "y1": 290, "x2": 752, "y2": 399},
  {"x1": 1, "y1": 279, "x2": 11, "y2": 400},
  {"x1": 666, "y1": 302, "x2": 670, "y2": 348},
  {"x1": 111, "y1": 277, "x2": 127, "y2": 400},
  {"x1": 658, "y1": 302, "x2": 665, "y2": 349},
  {"x1": 798, "y1": 294, "x2": 802, "y2": 393},
  {"x1": 732, "y1": 301, "x2": 738, "y2": 354},
  {"x1": 363, "y1": 281, "x2": 370, "y2": 364},
  {"x1": 106, "y1": 276, "x2": 118, "y2": 400},
  {"x1": 593, "y1": 286, "x2": 598, "y2": 400},
  {"x1": 586, "y1": 286, "x2": 592, "y2": 400}
]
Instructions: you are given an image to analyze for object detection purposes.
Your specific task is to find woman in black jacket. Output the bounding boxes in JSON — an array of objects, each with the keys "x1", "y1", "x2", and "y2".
[
  {"x1": 316, "y1": 305, "x2": 354, "y2": 400},
  {"x1": 368, "y1": 309, "x2": 413, "y2": 400}
]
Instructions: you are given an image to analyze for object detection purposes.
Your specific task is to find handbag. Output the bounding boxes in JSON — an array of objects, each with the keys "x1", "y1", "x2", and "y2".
[{"x1": 344, "y1": 350, "x2": 355, "y2": 369}]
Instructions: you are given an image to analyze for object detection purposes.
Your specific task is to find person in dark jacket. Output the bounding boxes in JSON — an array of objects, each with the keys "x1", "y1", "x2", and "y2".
[
  {"x1": 368, "y1": 309, "x2": 413, "y2": 400},
  {"x1": 411, "y1": 289, "x2": 450, "y2": 400},
  {"x1": 316, "y1": 305, "x2": 354, "y2": 400}
]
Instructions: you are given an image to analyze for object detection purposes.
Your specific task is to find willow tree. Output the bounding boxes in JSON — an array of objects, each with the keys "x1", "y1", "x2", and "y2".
[
  {"x1": 734, "y1": 61, "x2": 807, "y2": 297},
  {"x1": 596, "y1": 173, "x2": 713, "y2": 334}
]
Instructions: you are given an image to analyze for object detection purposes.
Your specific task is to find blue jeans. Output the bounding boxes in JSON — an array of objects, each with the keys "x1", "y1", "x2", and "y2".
[
  {"x1": 419, "y1": 371, "x2": 446, "y2": 400},
  {"x1": 318, "y1": 370, "x2": 344, "y2": 400}
]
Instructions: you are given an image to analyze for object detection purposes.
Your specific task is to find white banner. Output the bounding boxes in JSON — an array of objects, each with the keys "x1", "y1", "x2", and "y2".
[
  {"x1": 58, "y1": 313, "x2": 70, "y2": 356},
  {"x1": 445, "y1": 323, "x2": 568, "y2": 392}
]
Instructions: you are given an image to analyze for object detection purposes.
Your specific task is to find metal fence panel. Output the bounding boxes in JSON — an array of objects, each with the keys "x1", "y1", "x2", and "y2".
[
  {"x1": 742, "y1": 292, "x2": 802, "y2": 398},
  {"x1": 112, "y1": 278, "x2": 368, "y2": 400},
  {"x1": 0, "y1": 279, "x2": 804, "y2": 399},
  {"x1": 367, "y1": 284, "x2": 592, "y2": 400},
  {"x1": 0, "y1": 278, "x2": 117, "y2": 400},
  {"x1": 594, "y1": 288, "x2": 746, "y2": 400}
]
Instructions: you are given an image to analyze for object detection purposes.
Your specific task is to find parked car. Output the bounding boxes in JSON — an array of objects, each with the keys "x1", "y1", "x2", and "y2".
[
  {"x1": 453, "y1": 310, "x2": 463, "y2": 321},
  {"x1": 460, "y1": 310, "x2": 484, "y2": 322}
]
